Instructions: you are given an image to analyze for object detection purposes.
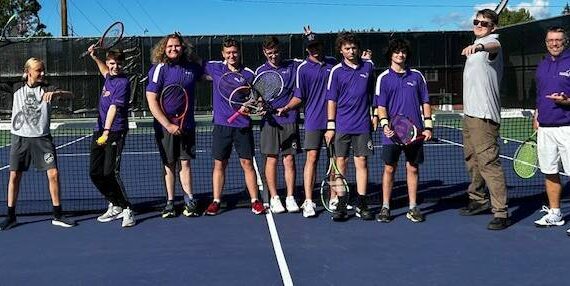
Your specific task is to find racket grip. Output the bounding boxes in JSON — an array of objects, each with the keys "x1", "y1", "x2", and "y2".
[
  {"x1": 79, "y1": 50, "x2": 91, "y2": 59},
  {"x1": 227, "y1": 111, "x2": 243, "y2": 123}
]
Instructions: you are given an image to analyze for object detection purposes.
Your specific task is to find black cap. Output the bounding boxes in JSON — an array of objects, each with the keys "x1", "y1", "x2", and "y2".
[{"x1": 304, "y1": 32, "x2": 323, "y2": 48}]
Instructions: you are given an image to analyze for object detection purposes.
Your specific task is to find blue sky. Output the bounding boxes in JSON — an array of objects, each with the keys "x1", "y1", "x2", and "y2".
[{"x1": 37, "y1": 0, "x2": 568, "y2": 37}]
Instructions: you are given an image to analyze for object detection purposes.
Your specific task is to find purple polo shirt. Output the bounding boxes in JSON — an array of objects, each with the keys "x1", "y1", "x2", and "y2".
[
  {"x1": 326, "y1": 59, "x2": 375, "y2": 134},
  {"x1": 535, "y1": 49, "x2": 570, "y2": 127},
  {"x1": 255, "y1": 59, "x2": 301, "y2": 125},
  {"x1": 375, "y1": 67, "x2": 429, "y2": 144},
  {"x1": 97, "y1": 74, "x2": 130, "y2": 132},
  {"x1": 294, "y1": 56, "x2": 337, "y2": 131},
  {"x1": 146, "y1": 61, "x2": 203, "y2": 130},
  {"x1": 205, "y1": 61, "x2": 255, "y2": 128}
]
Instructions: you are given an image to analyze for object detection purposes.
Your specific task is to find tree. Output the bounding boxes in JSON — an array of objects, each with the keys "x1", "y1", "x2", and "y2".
[
  {"x1": 0, "y1": 0, "x2": 50, "y2": 36},
  {"x1": 498, "y1": 8, "x2": 535, "y2": 27},
  {"x1": 562, "y1": 3, "x2": 570, "y2": 15}
]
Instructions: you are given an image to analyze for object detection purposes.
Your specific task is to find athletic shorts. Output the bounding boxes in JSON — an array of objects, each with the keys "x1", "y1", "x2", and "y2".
[
  {"x1": 260, "y1": 122, "x2": 301, "y2": 155},
  {"x1": 334, "y1": 133, "x2": 373, "y2": 157},
  {"x1": 303, "y1": 129, "x2": 326, "y2": 150},
  {"x1": 382, "y1": 142, "x2": 424, "y2": 165},
  {"x1": 9, "y1": 134, "x2": 57, "y2": 171},
  {"x1": 212, "y1": 124, "x2": 254, "y2": 160},
  {"x1": 537, "y1": 126, "x2": 570, "y2": 175},
  {"x1": 154, "y1": 127, "x2": 196, "y2": 165}
]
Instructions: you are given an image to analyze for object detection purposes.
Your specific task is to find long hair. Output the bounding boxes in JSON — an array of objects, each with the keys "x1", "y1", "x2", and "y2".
[{"x1": 150, "y1": 33, "x2": 200, "y2": 64}]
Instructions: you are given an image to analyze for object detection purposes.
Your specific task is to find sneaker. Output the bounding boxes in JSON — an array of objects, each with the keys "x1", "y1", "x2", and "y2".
[
  {"x1": 328, "y1": 196, "x2": 338, "y2": 211},
  {"x1": 121, "y1": 208, "x2": 136, "y2": 227},
  {"x1": 0, "y1": 216, "x2": 17, "y2": 231},
  {"x1": 459, "y1": 200, "x2": 491, "y2": 216},
  {"x1": 332, "y1": 196, "x2": 349, "y2": 222},
  {"x1": 567, "y1": 228, "x2": 570, "y2": 236},
  {"x1": 534, "y1": 206, "x2": 565, "y2": 227},
  {"x1": 406, "y1": 207, "x2": 425, "y2": 223},
  {"x1": 285, "y1": 196, "x2": 300, "y2": 213},
  {"x1": 183, "y1": 198, "x2": 200, "y2": 217},
  {"x1": 301, "y1": 200, "x2": 316, "y2": 218},
  {"x1": 251, "y1": 200, "x2": 266, "y2": 215},
  {"x1": 270, "y1": 196, "x2": 285, "y2": 214},
  {"x1": 161, "y1": 201, "x2": 176, "y2": 218},
  {"x1": 204, "y1": 201, "x2": 220, "y2": 216},
  {"x1": 487, "y1": 217, "x2": 511, "y2": 230},
  {"x1": 355, "y1": 202, "x2": 374, "y2": 220},
  {"x1": 52, "y1": 216, "x2": 77, "y2": 228},
  {"x1": 376, "y1": 207, "x2": 391, "y2": 223},
  {"x1": 97, "y1": 203, "x2": 123, "y2": 223}
]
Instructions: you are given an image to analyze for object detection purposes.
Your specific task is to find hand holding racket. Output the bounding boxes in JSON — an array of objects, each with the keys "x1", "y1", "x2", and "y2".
[
  {"x1": 1, "y1": 10, "x2": 40, "y2": 42},
  {"x1": 160, "y1": 84, "x2": 189, "y2": 135},
  {"x1": 320, "y1": 142, "x2": 349, "y2": 213},
  {"x1": 219, "y1": 72, "x2": 263, "y2": 123},
  {"x1": 79, "y1": 21, "x2": 124, "y2": 58},
  {"x1": 252, "y1": 70, "x2": 285, "y2": 115},
  {"x1": 385, "y1": 114, "x2": 426, "y2": 146},
  {"x1": 512, "y1": 131, "x2": 538, "y2": 179}
]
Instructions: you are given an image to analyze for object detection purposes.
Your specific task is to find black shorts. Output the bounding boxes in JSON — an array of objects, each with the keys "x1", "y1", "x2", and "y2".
[
  {"x1": 9, "y1": 134, "x2": 57, "y2": 171},
  {"x1": 335, "y1": 133, "x2": 374, "y2": 157},
  {"x1": 260, "y1": 122, "x2": 301, "y2": 155},
  {"x1": 154, "y1": 127, "x2": 196, "y2": 165},
  {"x1": 303, "y1": 130, "x2": 326, "y2": 150},
  {"x1": 382, "y1": 143, "x2": 424, "y2": 165},
  {"x1": 212, "y1": 124, "x2": 254, "y2": 160}
]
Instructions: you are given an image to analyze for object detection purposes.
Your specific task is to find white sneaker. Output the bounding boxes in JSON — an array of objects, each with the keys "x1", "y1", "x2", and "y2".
[
  {"x1": 328, "y1": 197, "x2": 338, "y2": 211},
  {"x1": 97, "y1": 203, "x2": 123, "y2": 223},
  {"x1": 301, "y1": 200, "x2": 316, "y2": 218},
  {"x1": 270, "y1": 196, "x2": 285, "y2": 214},
  {"x1": 121, "y1": 208, "x2": 136, "y2": 228},
  {"x1": 285, "y1": 196, "x2": 300, "y2": 213},
  {"x1": 534, "y1": 206, "x2": 565, "y2": 227}
]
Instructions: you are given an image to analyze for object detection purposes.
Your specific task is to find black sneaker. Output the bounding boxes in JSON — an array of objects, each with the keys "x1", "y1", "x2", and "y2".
[
  {"x1": 376, "y1": 207, "x2": 391, "y2": 223},
  {"x1": 0, "y1": 216, "x2": 17, "y2": 230},
  {"x1": 332, "y1": 196, "x2": 349, "y2": 222},
  {"x1": 51, "y1": 216, "x2": 77, "y2": 228},
  {"x1": 406, "y1": 207, "x2": 425, "y2": 223},
  {"x1": 487, "y1": 217, "x2": 511, "y2": 230},
  {"x1": 459, "y1": 200, "x2": 491, "y2": 216},
  {"x1": 355, "y1": 202, "x2": 374, "y2": 221},
  {"x1": 183, "y1": 198, "x2": 200, "y2": 217},
  {"x1": 162, "y1": 201, "x2": 176, "y2": 218}
]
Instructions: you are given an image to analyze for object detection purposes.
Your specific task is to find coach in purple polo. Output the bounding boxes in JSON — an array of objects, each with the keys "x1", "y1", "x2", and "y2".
[
  {"x1": 202, "y1": 37, "x2": 265, "y2": 216},
  {"x1": 146, "y1": 33, "x2": 203, "y2": 219},
  {"x1": 324, "y1": 32, "x2": 375, "y2": 221},
  {"x1": 531, "y1": 27, "x2": 570, "y2": 234}
]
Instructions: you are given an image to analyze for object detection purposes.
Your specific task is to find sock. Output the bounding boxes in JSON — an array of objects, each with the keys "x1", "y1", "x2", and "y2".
[
  {"x1": 251, "y1": 198, "x2": 259, "y2": 203},
  {"x1": 7, "y1": 206, "x2": 16, "y2": 218},
  {"x1": 357, "y1": 195, "x2": 367, "y2": 206},
  {"x1": 53, "y1": 205, "x2": 62, "y2": 219},
  {"x1": 213, "y1": 199, "x2": 221, "y2": 203},
  {"x1": 409, "y1": 202, "x2": 417, "y2": 210},
  {"x1": 552, "y1": 208, "x2": 561, "y2": 216},
  {"x1": 382, "y1": 202, "x2": 390, "y2": 209},
  {"x1": 183, "y1": 194, "x2": 194, "y2": 205}
]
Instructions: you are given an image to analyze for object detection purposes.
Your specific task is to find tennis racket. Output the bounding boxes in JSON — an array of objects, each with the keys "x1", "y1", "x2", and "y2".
[
  {"x1": 252, "y1": 70, "x2": 284, "y2": 114},
  {"x1": 12, "y1": 111, "x2": 26, "y2": 131},
  {"x1": 320, "y1": 143, "x2": 349, "y2": 213},
  {"x1": 159, "y1": 84, "x2": 189, "y2": 131},
  {"x1": 79, "y1": 21, "x2": 124, "y2": 58},
  {"x1": 512, "y1": 131, "x2": 538, "y2": 179},
  {"x1": 494, "y1": 0, "x2": 509, "y2": 15},
  {"x1": 1, "y1": 11, "x2": 40, "y2": 41},
  {"x1": 389, "y1": 114, "x2": 425, "y2": 146},
  {"x1": 218, "y1": 72, "x2": 262, "y2": 123}
]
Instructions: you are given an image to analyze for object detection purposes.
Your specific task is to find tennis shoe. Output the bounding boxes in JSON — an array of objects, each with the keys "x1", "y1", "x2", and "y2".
[
  {"x1": 204, "y1": 201, "x2": 220, "y2": 216},
  {"x1": 52, "y1": 216, "x2": 77, "y2": 228},
  {"x1": 183, "y1": 198, "x2": 200, "y2": 217},
  {"x1": 301, "y1": 200, "x2": 316, "y2": 218},
  {"x1": 534, "y1": 206, "x2": 565, "y2": 227},
  {"x1": 355, "y1": 202, "x2": 374, "y2": 221},
  {"x1": 328, "y1": 196, "x2": 338, "y2": 211},
  {"x1": 97, "y1": 203, "x2": 123, "y2": 222},
  {"x1": 406, "y1": 207, "x2": 425, "y2": 223},
  {"x1": 459, "y1": 200, "x2": 491, "y2": 216},
  {"x1": 0, "y1": 216, "x2": 17, "y2": 231},
  {"x1": 161, "y1": 201, "x2": 176, "y2": 218},
  {"x1": 121, "y1": 208, "x2": 136, "y2": 227},
  {"x1": 567, "y1": 228, "x2": 570, "y2": 236},
  {"x1": 376, "y1": 207, "x2": 391, "y2": 223},
  {"x1": 332, "y1": 196, "x2": 349, "y2": 222},
  {"x1": 270, "y1": 196, "x2": 285, "y2": 214},
  {"x1": 251, "y1": 200, "x2": 266, "y2": 215},
  {"x1": 285, "y1": 196, "x2": 300, "y2": 213}
]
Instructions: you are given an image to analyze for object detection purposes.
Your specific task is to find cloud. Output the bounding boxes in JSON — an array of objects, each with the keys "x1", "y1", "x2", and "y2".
[
  {"x1": 431, "y1": 12, "x2": 464, "y2": 28},
  {"x1": 473, "y1": 0, "x2": 550, "y2": 19}
]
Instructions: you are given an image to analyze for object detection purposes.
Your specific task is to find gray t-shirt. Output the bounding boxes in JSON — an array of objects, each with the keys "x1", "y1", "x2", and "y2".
[
  {"x1": 462, "y1": 33, "x2": 503, "y2": 123},
  {"x1": 10, "y1": 82, "x2": 57, "y2": 137}
]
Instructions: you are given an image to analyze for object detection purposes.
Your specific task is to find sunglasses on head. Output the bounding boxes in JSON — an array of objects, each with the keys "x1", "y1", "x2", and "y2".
[{"x1": 473, "y1": 19, "x2": 493, "y2": 28}]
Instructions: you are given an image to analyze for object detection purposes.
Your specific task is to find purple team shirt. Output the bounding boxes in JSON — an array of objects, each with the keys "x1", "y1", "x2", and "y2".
[
  {"x1": 97, "y1": 74, "x2": 130, "y2": 132},
  {"x1": 326, "y1": 59, "x2": 375, "y2": 134},
  {"x1": 205, "y1": 61, "x2": 255, "y2": 128},
  {"x1": 146, "y1": 61, "x2": 203, "y2": 130},
  {"x1": 294, "y1": 56, "x2": 337, "y2": 131},
  {"x1": 255, "y1": 59, "x2": 301, "y2": 125},
  {"x1": 375, "y1": 68, "x2": 430, "y2": 145},
  {"x1": 535, "y1": 49, "x2": 570, "y2": 127}
]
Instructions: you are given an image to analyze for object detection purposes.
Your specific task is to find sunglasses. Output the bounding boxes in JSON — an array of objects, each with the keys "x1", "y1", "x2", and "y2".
[{"x1": 473, "y1": 19, "x2": 494, "y2": 28}]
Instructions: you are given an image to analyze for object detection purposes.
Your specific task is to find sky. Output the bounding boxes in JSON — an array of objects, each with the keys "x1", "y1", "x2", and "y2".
[{"x1": 37, "y1": 0, "x2": 569, "y2": 37}]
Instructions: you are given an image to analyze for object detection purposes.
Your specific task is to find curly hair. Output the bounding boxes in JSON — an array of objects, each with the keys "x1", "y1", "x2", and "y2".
[
  {"x1": 150, "y1": 33, "x2": 200, "y2": 64},
  {"x1": 385, "y1": 38, "x2": 411, "y2": 62},
  {"x1": 335, "y1": 32, "x2": 360, "y2": 51}
]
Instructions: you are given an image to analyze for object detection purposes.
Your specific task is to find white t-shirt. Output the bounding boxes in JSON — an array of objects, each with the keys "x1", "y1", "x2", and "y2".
[{"x1": 10, "y1": 82, "x2": 57, "y2": 137}]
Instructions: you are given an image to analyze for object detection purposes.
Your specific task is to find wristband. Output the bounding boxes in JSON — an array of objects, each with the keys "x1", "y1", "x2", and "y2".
[
  {"x1": 379, "y1": 118, "x2": 389, "y2": 128},
  {"x1": 424, "y1": 117, "x2": 433, "y2": 131},
  {"x1": 478, "y1": 43, "x2": 485, "y2": 52},
  {"x1": 103, "y1": 128, "x2": 110, "y2": 131},
  {"x1": 326, "y1": 120, "x2": 336, "y2": 131}
]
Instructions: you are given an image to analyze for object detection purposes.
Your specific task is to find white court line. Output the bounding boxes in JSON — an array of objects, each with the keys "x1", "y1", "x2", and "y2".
[{"x1": 252, "y1": 156, "x2": 294, "y2": 286}]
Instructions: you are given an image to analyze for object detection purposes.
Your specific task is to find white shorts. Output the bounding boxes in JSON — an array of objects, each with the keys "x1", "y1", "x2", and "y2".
[{"x1": 537, "y1": 126, "x2": 570, "y2": 175}]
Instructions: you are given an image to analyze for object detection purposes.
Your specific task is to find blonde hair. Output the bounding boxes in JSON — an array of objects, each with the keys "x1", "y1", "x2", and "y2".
[
  {"x1": 150, "y1": 33, "x2": 201, "y2": 64},
  {"x1": 22, "y1": 57, "x2": 45, "y2": 81}
]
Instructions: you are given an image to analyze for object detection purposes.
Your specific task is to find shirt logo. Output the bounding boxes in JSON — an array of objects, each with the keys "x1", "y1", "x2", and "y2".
[
  {"x1": 102, "y1": 87, "x2": 111, "y2": 97},
  {"x1": 44, "y1": 152, "x2": 55, "y2": 164},
  {"x1": 560, "y1": 69, "x2": 570, "y2": 78},
  {"x1": 406, "y1": 80, "x2": 417, "y2": 87},
  {"x1": 281, "y1": 70, "x2": 289, "y2": 74},
  {"x1": 359, "y1": 72, "x2": 369, "y2": 78}
]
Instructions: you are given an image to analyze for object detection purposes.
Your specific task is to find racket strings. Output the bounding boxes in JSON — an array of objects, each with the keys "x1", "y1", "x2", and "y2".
[
  {"x1": 253, "y1": 74, "x2": 282, "y2": 100},
  {"x1": 513, "y1": 142, "x2": 538, "y2": 178}
]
